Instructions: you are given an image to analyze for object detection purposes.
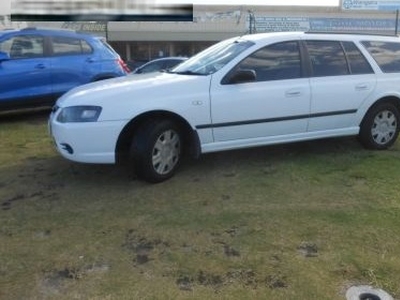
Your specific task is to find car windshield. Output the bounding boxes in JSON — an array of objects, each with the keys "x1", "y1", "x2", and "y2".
[{"x1": 170, "y1": 38, "x2": 255, "y2": 76}]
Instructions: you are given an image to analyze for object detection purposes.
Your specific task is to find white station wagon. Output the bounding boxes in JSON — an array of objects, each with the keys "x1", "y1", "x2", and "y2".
[{"x1": 49, "y1": 31, "x2": 400, "y2": 182}]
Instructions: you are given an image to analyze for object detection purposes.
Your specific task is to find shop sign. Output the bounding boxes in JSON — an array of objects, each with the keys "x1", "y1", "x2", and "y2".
[{"x1": 342, "y1": 0, "x2": 400, "y2": 11}]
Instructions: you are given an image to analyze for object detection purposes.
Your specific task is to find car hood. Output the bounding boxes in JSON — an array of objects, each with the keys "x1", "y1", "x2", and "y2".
[
  {"x1": 57, "y1": 72, "x2": 207, "y2": 107},
  {"x1": 56, "y1": 71, "x2": 212, "y2": 122}
]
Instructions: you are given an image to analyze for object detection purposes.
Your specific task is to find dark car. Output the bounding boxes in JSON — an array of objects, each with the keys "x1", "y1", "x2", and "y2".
[
  {"x1": 0, "y1": 27, "x2": 130, "y2": 111},
  {"x1": 131, "y1": 57, "x2": 187, "y2": 74}
]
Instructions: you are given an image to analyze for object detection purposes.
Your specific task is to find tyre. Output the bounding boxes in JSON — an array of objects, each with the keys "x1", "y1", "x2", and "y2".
[
  {"x1": 130, "y1": 120, "x2": 182, "y2": 183},
  {"x1": 359, "y1": 102, "x2": 400, "y2": 150}
]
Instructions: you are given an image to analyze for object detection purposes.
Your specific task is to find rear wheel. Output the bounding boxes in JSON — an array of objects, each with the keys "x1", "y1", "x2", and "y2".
[
  {"x1": 130, "y1": 120, "x2": 182, "y2": 183},
  {"x1": 359, "y1": 102, "x2": 400, "y2": 149}
]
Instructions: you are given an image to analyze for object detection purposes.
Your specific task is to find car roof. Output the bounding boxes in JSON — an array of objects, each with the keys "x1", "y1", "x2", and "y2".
[
  {"x1": 146, "y1": 57, "x2": 188, "y2": 63},
  {"x1": 0, "y1": 27, "x2": 95, "y2": 39},
  {"x1": 0, "y1": 29, "x2": 19, "y2": 38}
]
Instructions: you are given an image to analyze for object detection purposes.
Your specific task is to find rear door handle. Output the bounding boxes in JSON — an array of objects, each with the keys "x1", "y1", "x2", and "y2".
[{"x1": 355, "y1": 83, "x2": 369, "y2": 91}]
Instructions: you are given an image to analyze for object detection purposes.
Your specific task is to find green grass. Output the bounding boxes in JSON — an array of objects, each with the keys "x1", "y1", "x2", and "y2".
[{"x1": 1, "y1": 111, "x2": 400, "y2": 299}]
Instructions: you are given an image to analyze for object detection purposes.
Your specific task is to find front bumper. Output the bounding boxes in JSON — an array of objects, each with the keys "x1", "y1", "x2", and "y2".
[{"x1": 49, "y1": 110, "x2": 126, "y2": 164}]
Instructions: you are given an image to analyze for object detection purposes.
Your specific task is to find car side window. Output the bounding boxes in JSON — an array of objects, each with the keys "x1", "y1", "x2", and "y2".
[
  {"x1": 306, "y1": 40, "x2": 349, "y2": 77},
  {"x1": 233, "y1": 41, "x2": 302, "y2": 82},
  {"x1": 141, "y1": 61, "x2": 164, "y2": 73},
  {"x1": 0, "y1": 35, "x2": 44, "y2": 59},
  {"x1": 52, "y1": 36, "x2": 93, "y2": 56},
  {"x1": 342, "y1": 41, "x2": 374, "y2": 75},
  {"x1": 361, "y1": 41, "x2": 400, "y2": 73}
]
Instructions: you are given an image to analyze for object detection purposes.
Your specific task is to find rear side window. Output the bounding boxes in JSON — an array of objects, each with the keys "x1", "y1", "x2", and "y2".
[
  {"x1": 52, "y1": 36, "x2": 92, "y2": 56},
  {"x1": 306, "y1": 40, "x2": 349, "y2": 77},
  {"x1": 0, "y1": 35, "x2": 44, "y2": 59},
  {"x1": 342, "y1": 41, "x2": 374, "y2": 75},
  {"x1": 233, "y1": 41, "x2": 302, "y2": 82},
  {"x1": 362, "y1": 41, "x2": 400, "y2": 73},
  {"x1": 99, "y1": 38, "x2": 119, "y2": 56}
]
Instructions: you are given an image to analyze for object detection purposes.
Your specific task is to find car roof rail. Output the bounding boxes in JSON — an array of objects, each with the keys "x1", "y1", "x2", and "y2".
[{"x1": 305, "y1": 30, "x2": 399, "y2": 37}]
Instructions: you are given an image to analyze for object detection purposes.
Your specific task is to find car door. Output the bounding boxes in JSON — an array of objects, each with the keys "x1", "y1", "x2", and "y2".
[
  {"x1": 0, "y1": 34, "x2": 51, "y2": 104},
  {"x1": 49, "y1": 35, "x2": 98, "y2": 96},
  {"x1": 304, "y1": 40, "x2": 376, "y2": 132},
  {"x1": 210, "y1": 41, "x2": 311, "y2": 142}
]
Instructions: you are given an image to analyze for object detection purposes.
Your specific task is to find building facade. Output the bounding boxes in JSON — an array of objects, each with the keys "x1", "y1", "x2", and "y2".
[
  {"x1": 106, "y1": 5, "x2": 400, "y2": 64},
  {"x1": 3, "y1": 4, "x2": 400, "y2": 65}
]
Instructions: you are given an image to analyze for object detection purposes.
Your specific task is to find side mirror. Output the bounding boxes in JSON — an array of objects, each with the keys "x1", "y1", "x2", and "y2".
[
  {"x1": 225, "y1": 69, "x2": 256, "y2": 84},
  {"x1": 0, "y1": 51, "x2": 10, "y2": 62}
]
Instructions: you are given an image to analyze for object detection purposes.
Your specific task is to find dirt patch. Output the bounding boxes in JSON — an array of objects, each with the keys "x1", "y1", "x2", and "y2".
[
  {"x1": 176, "y1": 274, "x2": 194, "y2": 291},
  {"x1": 122, "y1": 229, "x2": 170, "y2": 265},
  {"x1": 1, "y1": 156, "x2": 65, "y2": 211},
  {"x1": 39, "y1": 263, "x2": 110, "y2": 296},
  {"x1": 197, "y1": 270, "x2": 224, "y2": 288},
  {"x1": 1, "y1": 194, "x2": 26, "y2": 210},
  {"x1": 264, "y1": 272, "x2": 288, "y2": 289},
  {"x1": 176, "y1": 271, "x2": 223, "y2": 291},
  {"x1": 40, "y1": 270, "x2": 69, "y2": 296},
  {"x1": 223, "y1": 245, "x2": 240, "y2": 257},
  {"x1": 2, "y1": 191, "x2": 59, "y2": 210},
  {"x1": 298, "y1": 241, "x2": 319, "y2": 258},
  {"x1": 176, "y1": 269, "x2": 261, "y2": 291},
  {"x1": 226, "y1": 269, "x2": 258, "y2": 288}
]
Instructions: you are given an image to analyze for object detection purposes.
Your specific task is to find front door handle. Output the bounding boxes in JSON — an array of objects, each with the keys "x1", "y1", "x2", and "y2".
[
  {"x1": 35, "y1": 63, "x2": 45, "y2": 69},
  {"x1": 285, "y1": 89, "x2": 301, "y2": 97}
]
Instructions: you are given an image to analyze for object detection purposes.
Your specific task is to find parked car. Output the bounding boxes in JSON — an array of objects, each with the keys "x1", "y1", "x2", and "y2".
[
  {"x1": 50, "y1": 31, "x2": 400, "y2": 183},
  {"x1": 126, "y1": 59, "x2": 148, "y2": 71},
  {"x1": 0, "y1": 27, "x2": 129, "y2": 111},
  {"x1": 131, "y1": 57, "x2": 187, "y2": 74}
]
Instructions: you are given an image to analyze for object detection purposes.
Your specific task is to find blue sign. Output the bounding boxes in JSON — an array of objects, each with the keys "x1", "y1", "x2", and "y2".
[
  {"x1": 310, "y1": 18, "x2": 395, "y2": 31},
  {"x1": 253, "y1": 16, "x2": 397, "y2": 33},
  {"x1": 342, "y1": 0, "x2": 400, "y2": 11}
]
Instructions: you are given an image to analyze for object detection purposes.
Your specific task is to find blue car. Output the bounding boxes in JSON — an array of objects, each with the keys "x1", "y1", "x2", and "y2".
[{"x1": 0, "y1": 27, "x2": 130, "y2": 111}]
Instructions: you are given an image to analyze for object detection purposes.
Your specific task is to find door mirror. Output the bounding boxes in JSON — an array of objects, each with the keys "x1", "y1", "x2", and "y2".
[
  {"x1": 225, "y1": 69, "x2": 256, "y2": 84},
  {"x1": 0, "y1": 51, "x2": 10, "y2": 62}
]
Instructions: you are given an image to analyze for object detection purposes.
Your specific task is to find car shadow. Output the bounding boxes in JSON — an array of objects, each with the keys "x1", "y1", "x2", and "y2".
[{"x1": 0, "y1": 107, "x2": 51, "y2": 124}]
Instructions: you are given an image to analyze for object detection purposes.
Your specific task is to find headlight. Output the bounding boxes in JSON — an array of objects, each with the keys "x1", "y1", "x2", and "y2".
[{"x1": 57, "y1": 106, "x2": 102, "y2": 123}]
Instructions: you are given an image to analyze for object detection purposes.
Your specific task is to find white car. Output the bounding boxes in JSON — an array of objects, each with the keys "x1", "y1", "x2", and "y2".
[{"x1": 49, "y1": 31, "x2": 400, "y2": 183}]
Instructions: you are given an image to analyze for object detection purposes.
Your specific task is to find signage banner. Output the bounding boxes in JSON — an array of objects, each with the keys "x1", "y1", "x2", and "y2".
[
  {"x1": 251, "y1": 16, "x2": 396, "y2": 33},
  {"x1": 342, "y1": 0, "x2": 400, "y2": 10}
]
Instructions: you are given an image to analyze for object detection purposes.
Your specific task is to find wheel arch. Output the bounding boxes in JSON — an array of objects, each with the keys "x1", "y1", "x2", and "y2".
[
  {"x1": 115, "y1": 110, "x2": 201, "y2": 165},
  {"x1": 358, "y1": 95, "x2": 400, "y2": 149},
  {"x1": 360, "y1": 95, "x2": 400, "y2": 126}
]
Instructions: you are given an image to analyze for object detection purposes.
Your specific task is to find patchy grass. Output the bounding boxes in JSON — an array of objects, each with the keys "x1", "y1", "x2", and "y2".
[{"x1": 1, "y1": 110, "x2": 400, "y2": 299}]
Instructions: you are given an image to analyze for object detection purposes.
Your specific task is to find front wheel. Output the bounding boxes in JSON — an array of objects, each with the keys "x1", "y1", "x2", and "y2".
[
  {"x1": 130, "y1": 120, "x2": 182, "y2": 183},
  {"x1": 359, "y1": 102, "x2": 400, "y2": 150}
]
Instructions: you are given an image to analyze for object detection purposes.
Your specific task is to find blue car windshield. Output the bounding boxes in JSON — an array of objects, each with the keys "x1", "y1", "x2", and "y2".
[{"x1": 171, "y1": 38, "x2": 255, "y2": 76}]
